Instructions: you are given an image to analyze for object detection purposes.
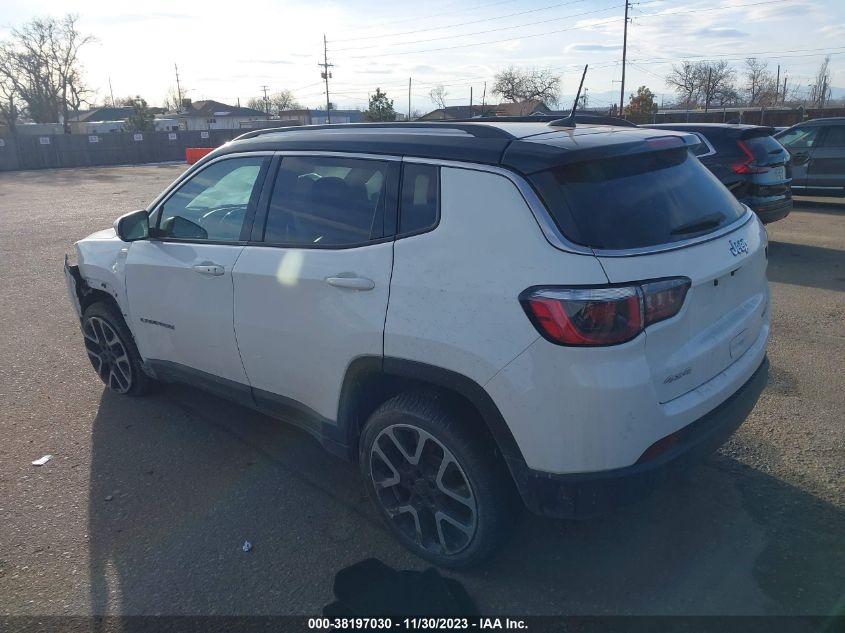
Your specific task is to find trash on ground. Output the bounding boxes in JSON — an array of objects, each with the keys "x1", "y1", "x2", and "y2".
[
  {"x1": 31, "y1": 455, "x2": 52, "y2": 466},
  {"x1": 242, "y1": 540, "x2": 253, "y2": 552},
  {"x1": 104, "y1": 495, "x2": 113, "y2": 501}
]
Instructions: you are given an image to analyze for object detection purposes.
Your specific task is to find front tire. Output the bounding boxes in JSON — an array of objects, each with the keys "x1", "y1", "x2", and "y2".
[
  {"x1": 81, "y1": 302, "x2": 151, "y2": 396},
  {"x1": 360, "y1": 393, "x2": 518, "y2": 568}
]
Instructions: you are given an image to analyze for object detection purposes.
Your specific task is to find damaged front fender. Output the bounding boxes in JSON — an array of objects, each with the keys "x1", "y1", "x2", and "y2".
[{"x1": 64, "y1": 254, "x2": 84, "y2": 321}]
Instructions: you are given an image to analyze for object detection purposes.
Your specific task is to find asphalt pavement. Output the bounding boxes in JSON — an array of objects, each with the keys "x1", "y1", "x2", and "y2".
[{"x1": 0, "y1": 165, "x2": 842, "y2": 617}]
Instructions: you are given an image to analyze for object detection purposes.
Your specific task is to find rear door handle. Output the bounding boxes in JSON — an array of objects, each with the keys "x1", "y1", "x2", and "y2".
[
  {"x1": 192, "y1": 263, "x2": 224, "y2": 276},
  {"x1": 326, "y1": 276, "x2": 375, "y2": 291}
]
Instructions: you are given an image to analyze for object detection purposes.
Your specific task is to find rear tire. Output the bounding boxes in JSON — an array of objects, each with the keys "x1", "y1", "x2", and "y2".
[
  {"x1": 360, "y1": 392, "x2": 518, "y2": 568},
  {"x1": 81, "y1": 302, "x2": 152, "y2": 396}
]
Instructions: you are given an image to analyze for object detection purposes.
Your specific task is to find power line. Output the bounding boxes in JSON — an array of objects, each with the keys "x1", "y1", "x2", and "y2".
[
  {"x1": 331, "y1": 3, "x2": 619, "y2": 53},
  {"x1": 340, "y1": 0, "x2": 795, "y2": 60},
  {"x1": 331, "y1": 0, "x2": 593, "y2": 44}
]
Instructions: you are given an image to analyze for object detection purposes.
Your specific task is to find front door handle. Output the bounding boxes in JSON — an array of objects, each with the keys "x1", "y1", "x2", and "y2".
[
  {"x1": 326, "y1": 276, "x2": 375, "y2": 291},
  {"x1": 192, "y1": 263, "x2": 224, "y2": 276}
]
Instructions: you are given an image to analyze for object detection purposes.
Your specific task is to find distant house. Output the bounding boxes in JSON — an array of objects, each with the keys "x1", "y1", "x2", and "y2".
[
  {"x1": 309, "y1": 109, "x2": 364, "y2": 125},
  {"x1": 276, "y1": 109, "x2": 312, "y2": 126},
  {"x1": 418, "y1": 100, "x2": 550, "y2": 120},
  {"x1": 170, "y1": 100, "x2": 269, "y2": 131}
]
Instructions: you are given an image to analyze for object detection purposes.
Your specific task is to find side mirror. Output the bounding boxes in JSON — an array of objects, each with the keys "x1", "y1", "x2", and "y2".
[{"x1": 114, "y1": 209, "x2": 149, "y2": 242}]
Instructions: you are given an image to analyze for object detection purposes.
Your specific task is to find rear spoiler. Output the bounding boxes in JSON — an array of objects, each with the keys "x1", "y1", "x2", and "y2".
[
  {"x1": 739, "y1": 126, "x2": 775, "y2": 139},
  {"x1": 502, "y1": 132, "x2": 701, "y2": 174}
]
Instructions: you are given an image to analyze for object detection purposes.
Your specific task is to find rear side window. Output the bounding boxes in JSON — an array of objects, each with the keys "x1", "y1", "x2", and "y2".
[
  {"x1": 821, "y1": 126, "x2": 845, "y2": 147},
  {"x1": 263, "y1": 156, "x2": 390, "y2": 246},
  {"x1": 742, "y1": 134, "x2": 787, "y2": 164},
  {"x1": 530, "y1": 147, "x2": 746, "y2": 250},
  {"x1": 399, "y1": 164, "x2": 439, "y2": 234}
]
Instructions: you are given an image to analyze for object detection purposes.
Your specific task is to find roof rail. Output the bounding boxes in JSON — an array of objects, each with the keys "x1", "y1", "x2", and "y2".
[
  {"x1": 234, "y1": 121, "x2": 516, "y2": 141},
  {"x1": 449, "y1": 114, "x2": 638, "y2": 128}
]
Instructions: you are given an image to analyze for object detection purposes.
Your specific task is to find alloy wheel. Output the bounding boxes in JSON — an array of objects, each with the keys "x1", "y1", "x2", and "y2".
[
  {"x1": 370, "y1": 424, "x2": 478, "y2": 556},
  {"x1": 83, "y1": 316, "x2": 133, "y2": 394}
]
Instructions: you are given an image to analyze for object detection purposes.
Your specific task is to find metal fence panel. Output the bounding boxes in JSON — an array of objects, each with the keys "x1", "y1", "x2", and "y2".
[{"x1": 0, "y1": 130, "x2": 242, "y2": 172}]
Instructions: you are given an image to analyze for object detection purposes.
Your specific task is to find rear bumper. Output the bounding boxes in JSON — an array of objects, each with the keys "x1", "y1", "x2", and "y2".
[
  {"x1": 747, "y1": 197, "x2": 793, "y2": 224},
  {"x1": 512, "y1": 356, "x2": 769, "y2": 519}
]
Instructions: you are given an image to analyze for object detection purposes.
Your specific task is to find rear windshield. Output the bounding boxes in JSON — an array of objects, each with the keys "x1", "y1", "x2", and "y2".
[
  {"x1": 742, "y1": 134, "x2": 787, "y2": 165},
  {"x1": 530, "y1": 147, "x2": 746, "y2": 250}
]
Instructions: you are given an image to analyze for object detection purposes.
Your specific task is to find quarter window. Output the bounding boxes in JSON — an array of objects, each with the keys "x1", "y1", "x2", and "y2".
[
  {"x1": 157, "y1": 157, "x2": 265, "y2": 241},
  {"x1": 399, "y1": 164, "x2": 439, "y2": 234},
  {"x1": 264, "y1": 156, "x2": 390, "y2": 246}
]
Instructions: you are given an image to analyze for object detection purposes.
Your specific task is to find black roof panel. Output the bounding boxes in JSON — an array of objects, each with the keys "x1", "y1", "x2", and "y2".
[{"x1": 210, "y1": 121, "x2": 697, "y2": 175}]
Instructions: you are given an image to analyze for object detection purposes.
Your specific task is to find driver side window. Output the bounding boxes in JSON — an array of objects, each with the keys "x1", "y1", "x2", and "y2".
[
  {"x1": 157, "y1": 156, "x2": 266, "y2": 241},
  {"x1": 778, "y1": 127, "x2": 818, "y2": 150}
]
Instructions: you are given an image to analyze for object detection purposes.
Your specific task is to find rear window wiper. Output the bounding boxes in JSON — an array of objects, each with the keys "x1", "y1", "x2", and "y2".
[{"x1": 670, "y1": 213, "x2": 724, "y2": 236}]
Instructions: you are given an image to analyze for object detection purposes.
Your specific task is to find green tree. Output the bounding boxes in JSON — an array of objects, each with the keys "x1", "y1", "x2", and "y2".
[
  {"x1": 364, "y1": 88, "x2": 396, "y2": 122},
  {"x1": 124, "y1": 96, "x2": 156, "y2": 132},
  {"x1": 625, "y1": 85, "x2": 657, "y2": 119}
]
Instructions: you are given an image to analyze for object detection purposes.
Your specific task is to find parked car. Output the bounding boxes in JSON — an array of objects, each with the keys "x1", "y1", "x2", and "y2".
[
  {"x1": 644, "y1": 123, "x2": 792, "y2": 223},
  {"x1": 775, "y1": 117, "x2": 845, "y2": 196},
  {"x1": 65, "y1": 121, "x2": 770, "y2": 567}
]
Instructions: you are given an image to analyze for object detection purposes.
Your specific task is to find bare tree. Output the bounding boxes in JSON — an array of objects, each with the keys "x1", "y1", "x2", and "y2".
[
  {"x1": 0, "y1": 46, "x2": 23, "y2": 133},
  {"x1": 246, "y1": 96, "x2": 265, "y2": 112},
  {"x1": 428, "y1": 85, "x2": 448, "y2": 110},
  {"x1": 162, "y1": 85, "x2": 183, "y2": 112},
  {"x1": 743, "y1": 58, "x2": 777, "y2": 106},
  {"x1": 269, "y1": 89, "x2": 301, "y2": 114},
  {"x1": 666, "y1": 60, "x2": 736, "y2": 109},
  {"x1": 809, "y1": 56, "x2": 832, "y2": 108},
  {"x1": 666, "y1": 61, "x2": 700, "y2": 107},
  {"x1": 697, "y1": 60, "x2": 736, "y2": 110},
  {"x1": 0, "y1": 14, "x2": 94, "y2": 132},
  {"x1": 492, "y1": 66, "x2": 560, "y2": 106}
]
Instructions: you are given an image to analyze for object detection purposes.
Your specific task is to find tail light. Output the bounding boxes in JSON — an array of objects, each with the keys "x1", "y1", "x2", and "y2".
[
  {"x1": 520, "y1": 277, "x2": 690, "y2": 347},
  {"x1": 732, "y1": 140, "x2": 770, "y2": 174}
]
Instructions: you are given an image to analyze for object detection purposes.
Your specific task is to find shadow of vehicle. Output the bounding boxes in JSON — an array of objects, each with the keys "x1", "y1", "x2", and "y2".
[
  {"x1": 767, "y1": 241, "x2": 845, "y2": 293},
  {"x1": 87, "y1": 384, "x2": 845, "y2": 617}
]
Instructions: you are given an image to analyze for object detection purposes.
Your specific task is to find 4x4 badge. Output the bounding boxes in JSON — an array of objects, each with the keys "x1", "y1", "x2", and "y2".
[{"x1": 729, "y1": 238, "x2": 749, "y2": 257}]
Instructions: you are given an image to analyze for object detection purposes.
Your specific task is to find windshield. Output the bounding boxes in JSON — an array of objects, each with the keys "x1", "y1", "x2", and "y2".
[{"x1": 530, "y1": 147, "x2": 746, "y2": 250}]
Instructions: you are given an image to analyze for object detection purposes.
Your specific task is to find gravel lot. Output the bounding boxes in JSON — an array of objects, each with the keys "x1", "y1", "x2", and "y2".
[{"x1": 0, "y1": 165, "x2": 843, "y2": 617}]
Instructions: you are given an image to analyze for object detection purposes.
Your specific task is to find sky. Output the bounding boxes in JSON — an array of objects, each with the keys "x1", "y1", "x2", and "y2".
[{"x1": 1, "y1": 0, "x2": 844, "y2": 114}]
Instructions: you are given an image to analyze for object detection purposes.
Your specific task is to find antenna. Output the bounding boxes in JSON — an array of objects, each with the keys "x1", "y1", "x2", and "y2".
[{"x1": 550, "y1": 64, "x2": 588, "y2": 128}]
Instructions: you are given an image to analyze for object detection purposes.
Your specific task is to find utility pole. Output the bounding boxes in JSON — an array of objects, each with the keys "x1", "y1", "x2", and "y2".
[
  {"x1": 481, "y1": 81, "x2": 486, "y2": 109},
  {"x1": 408, "y1": 77, "x2": 412, "y2": 121},
  {"x1": 108, "y1": 77, "x2": 115, "y2": 107},
  {"x1": 704, "y1": 67, "x2": 713, "y2": 113},
  {"x1": 319, "y1": 34, "x2": 334, "y2": 123},
  {"x1": 470, "y1": 86, "x2": 473, "y2": 112},
  {"x1": 261, "y1": 85, "x2": 270, "y2": 116},
  {"x1": 775, "y1": 64, "x2": 781, "y2": 105},
  {"x1": 174, "y1": 64, "x2": 183, "y2": 111},
  {"x1": 619, "y1": 0, "x2": 630, "y2": 119}
]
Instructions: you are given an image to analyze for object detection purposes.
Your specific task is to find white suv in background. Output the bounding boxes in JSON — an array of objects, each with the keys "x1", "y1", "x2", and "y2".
[{"x1": 66, "y1": 121, "x2": 771, "y2": 567}]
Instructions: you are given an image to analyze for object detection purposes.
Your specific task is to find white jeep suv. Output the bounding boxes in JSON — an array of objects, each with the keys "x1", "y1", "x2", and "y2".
[{"x1": 65, "y1": 121, "x2": 771, "y2": 567}]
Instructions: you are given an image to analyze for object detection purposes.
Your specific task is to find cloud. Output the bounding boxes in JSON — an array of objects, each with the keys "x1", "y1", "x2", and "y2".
[
  {"x1": 694, "y1": 27, "x2": 749, "y2": 39},
  {"x1": 564, "y1": 43, "x2": 619, "y2": 53}
]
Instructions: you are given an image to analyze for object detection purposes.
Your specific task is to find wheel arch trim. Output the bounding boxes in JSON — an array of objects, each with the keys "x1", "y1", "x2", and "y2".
[{"x1": 337, "y1": 356, "x2": 528, "y2": 473}]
